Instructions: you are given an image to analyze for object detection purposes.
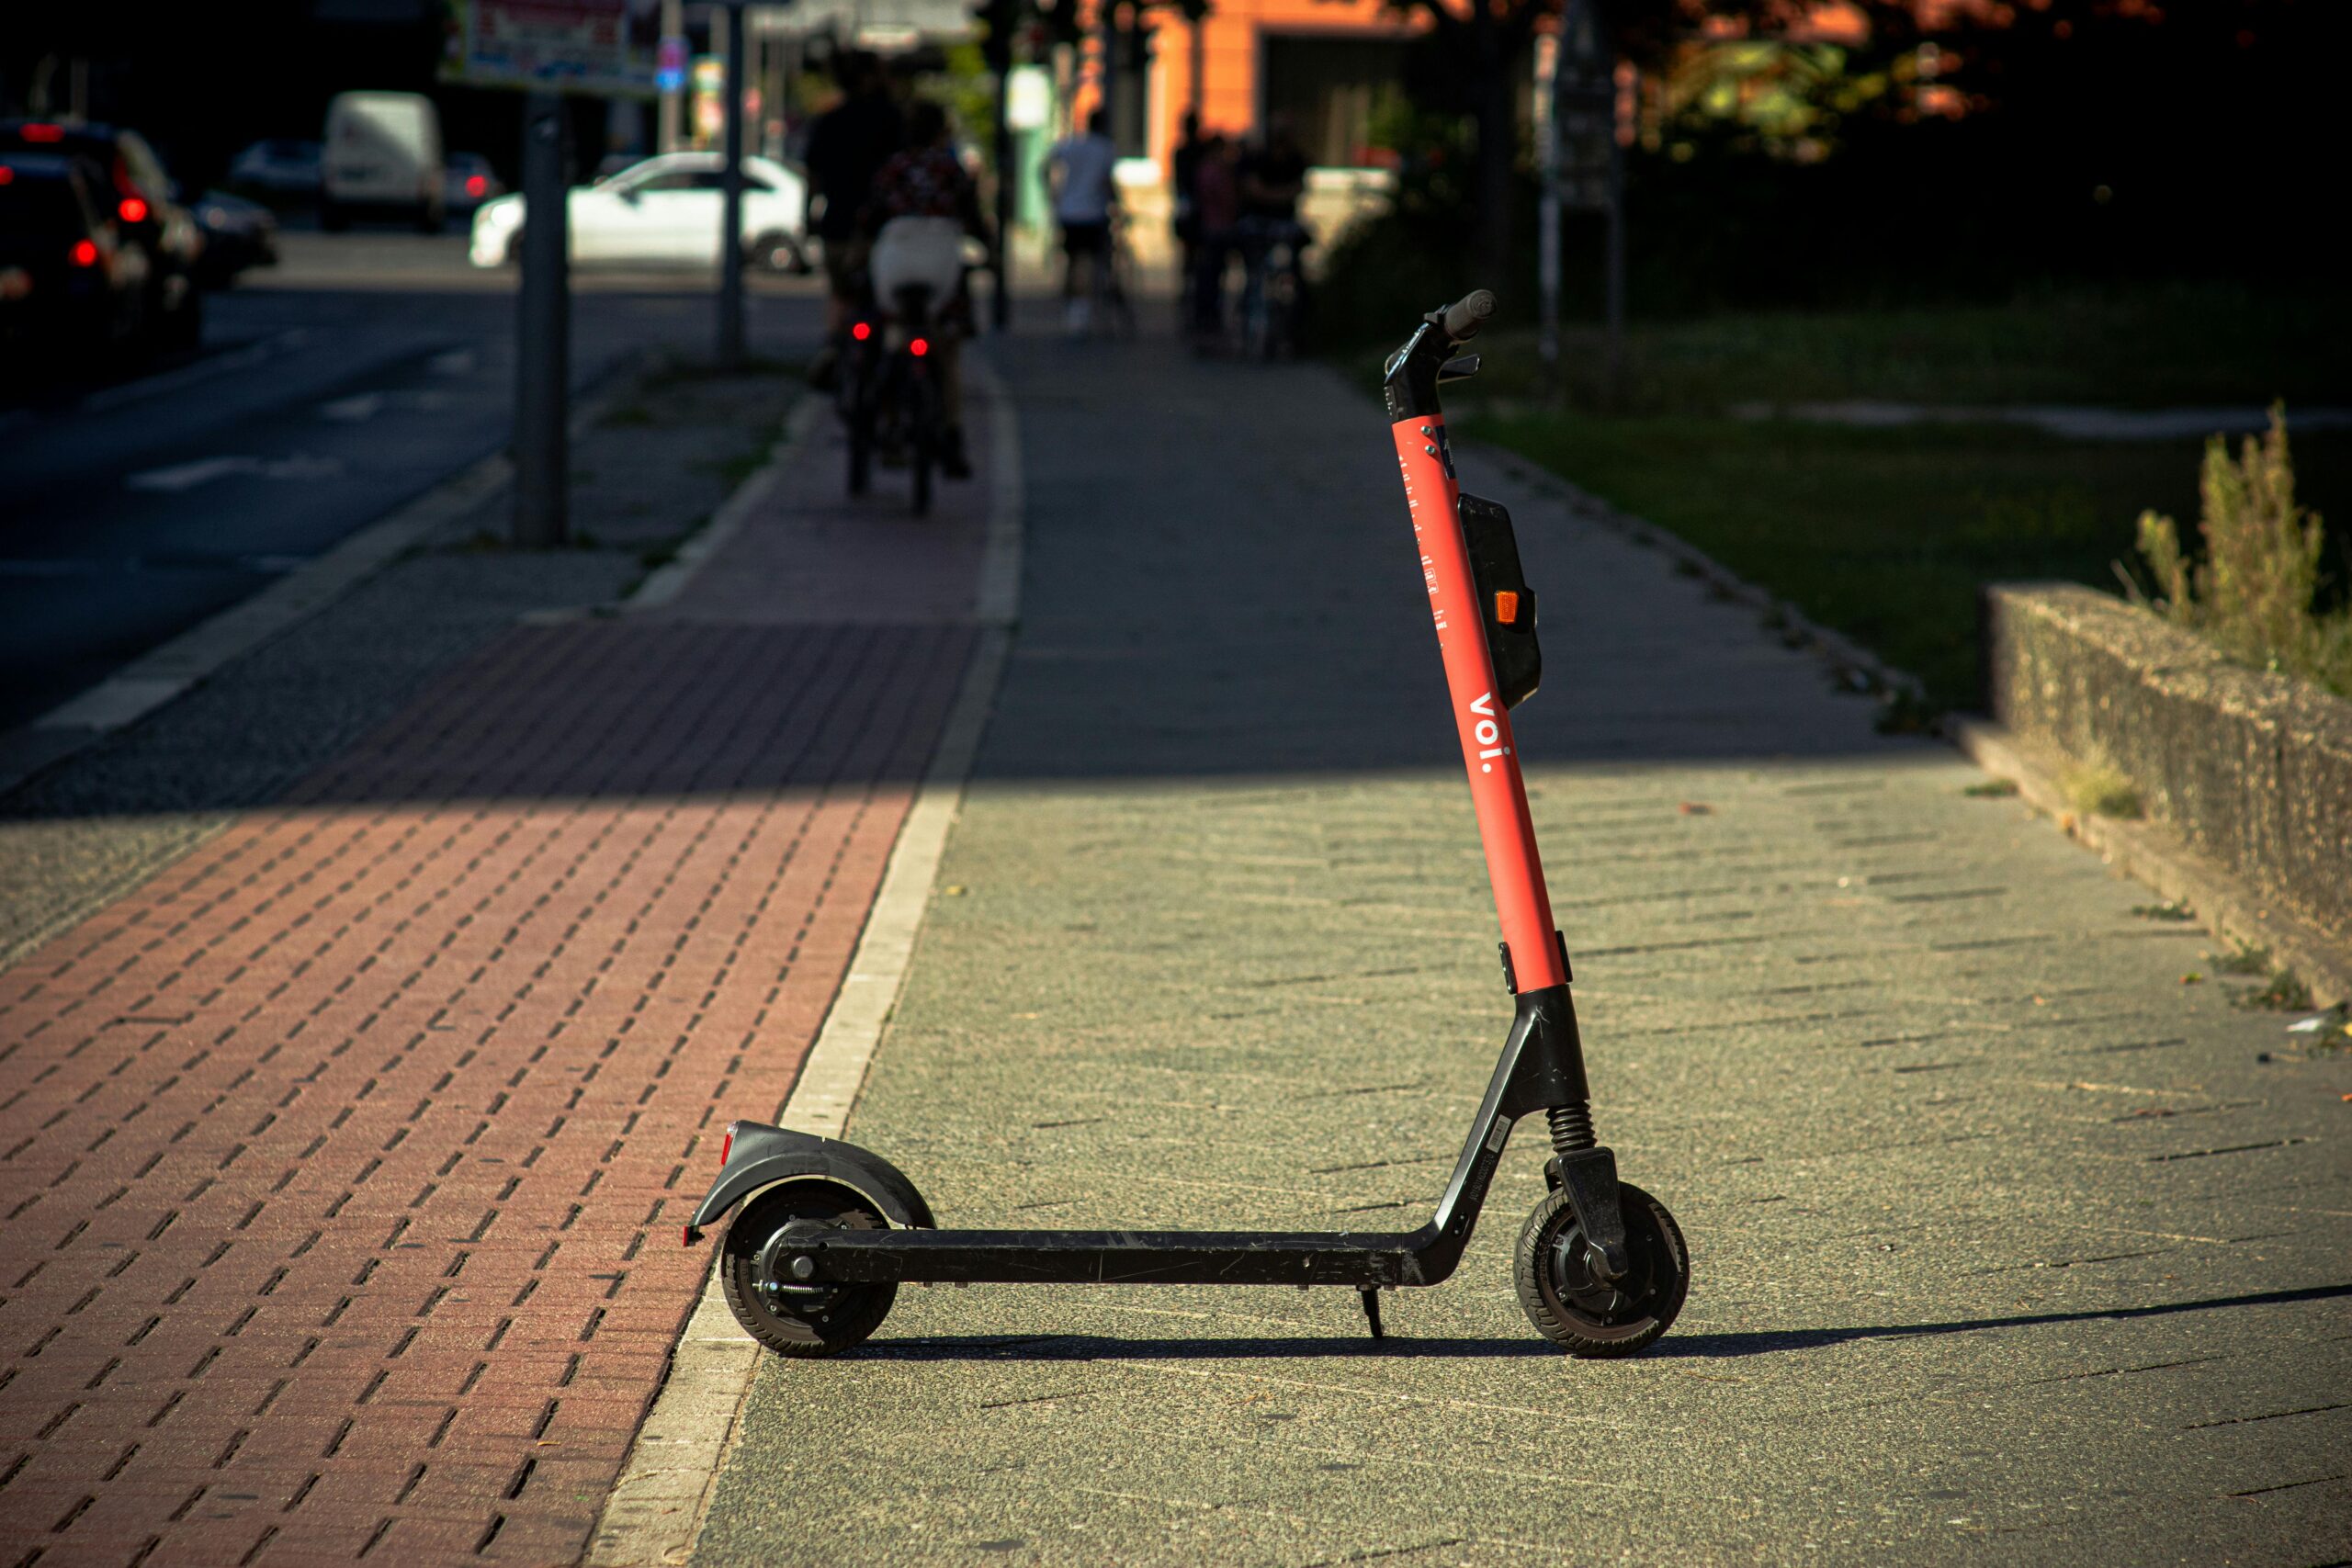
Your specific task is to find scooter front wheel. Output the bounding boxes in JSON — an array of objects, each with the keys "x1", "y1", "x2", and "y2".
[
  {"x1": 720, "y1": 1179, "x2": 899, "y2": 1357},
  {"x1": 1512, "y1": 1181, "x2": 1688, "y2": 1358}
]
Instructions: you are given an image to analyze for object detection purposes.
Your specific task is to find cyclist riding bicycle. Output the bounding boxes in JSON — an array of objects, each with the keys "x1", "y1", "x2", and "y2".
[
  {"x1": 803, "y1": 51, "x2": 902, "y2": 389},
  {"x1": 862, "y1": 100, "x2": 993, "y2": 479}
]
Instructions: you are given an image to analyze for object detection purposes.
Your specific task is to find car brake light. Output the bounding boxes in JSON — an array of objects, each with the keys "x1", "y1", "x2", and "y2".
[
  {"x1": 467, "y1": 175, "x2": 487, "y2": 197},
  {"x1": 21, "y1": 123, "x2": 64, "y2": 143},
  {"x1": 909, "y1": 337, "x2": 930, "y2": 357},
  {"x1": 119, "y1": 196, "x2": 148, "y2": 223},
  {"x1": 851, "y1": 321, "x2": 871, "y2": 342},
  {"x1": 0, "y1": 167, "x2": 13, "y2": 186},
  {"x1": 70, "y1": 239, "x2": 97, "y2": 266}
]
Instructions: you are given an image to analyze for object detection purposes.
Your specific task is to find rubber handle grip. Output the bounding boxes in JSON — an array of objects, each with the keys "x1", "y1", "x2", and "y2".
[{"x1": 1441, "y1": 289, "x2": 1497, "y2": 342}]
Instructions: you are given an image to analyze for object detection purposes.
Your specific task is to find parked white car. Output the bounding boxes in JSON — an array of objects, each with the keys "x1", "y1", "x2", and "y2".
[{"x1": 468, "y1": 152, "x2": 810, "y2": 271}]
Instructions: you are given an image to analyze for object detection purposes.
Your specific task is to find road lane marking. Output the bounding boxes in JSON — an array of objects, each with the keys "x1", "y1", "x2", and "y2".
[
  {"x1": 126, "y1": 454, "x2": 347, "y2": 491},
  {"x1": 79, "y1": 330, "x2": 310, "y2": 414},
  {"x1": 320, "y1": 393, "x2": 384, "y2": 422}
]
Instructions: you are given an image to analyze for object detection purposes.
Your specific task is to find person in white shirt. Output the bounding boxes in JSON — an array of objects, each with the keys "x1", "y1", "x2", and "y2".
[{"x1": 1044, "y1": 108, "x2": 1120, "y2": 333}]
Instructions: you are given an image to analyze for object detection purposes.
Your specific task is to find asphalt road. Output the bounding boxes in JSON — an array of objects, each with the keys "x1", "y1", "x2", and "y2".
[{"x1": 0, "y1": 229, "x2": 821, "y2": 730}]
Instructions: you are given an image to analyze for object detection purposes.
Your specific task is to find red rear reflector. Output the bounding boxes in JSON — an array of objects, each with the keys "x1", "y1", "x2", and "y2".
[
  {"x1": 1493, "y1": 590, "x2": 1520, "y2": 625},
  {"x1": 851, "y1": 321, "x2": 871, "y2": 341},
  {"x1": 118, "y1": 196, "x2": 148, "y2": 223},
  {"x1": 70, "y1": 239, "x2": 97, "y2": 266},
  {"x1": 683, "y1": 1224, "x2": 699, "y2": 1247},
  {"x1": 909, "y1": 337, "x2": 929, "y2": 357},
  {"x1": 467, "y1": 175, "x2": 487, "y2": 197},
  {"x1": 719, "y1": 1130, "x2": 735, "y2": 1165},
  {"x1": 22, "y1": 123, "x2": 64, "y2": 143}
]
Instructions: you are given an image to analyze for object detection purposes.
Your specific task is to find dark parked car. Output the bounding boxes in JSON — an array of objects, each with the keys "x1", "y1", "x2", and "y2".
[
  {"x1": 0, "y1": 153, "x2": 152, "y2": 375},
  {"x1": 191, "y1": 189, "x2": 278, "y2": 286},
  {"x1": 226, "y1": 137, "x2": 322, "y2": 202},
  {"x1": 0, "y1": 119, "x2": 202, "y2": 350}
]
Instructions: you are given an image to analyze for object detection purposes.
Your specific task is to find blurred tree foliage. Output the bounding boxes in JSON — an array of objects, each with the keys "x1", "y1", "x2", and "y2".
[{"x1": 1326, "y1": 0, "x2": 2346, "y2": 332}]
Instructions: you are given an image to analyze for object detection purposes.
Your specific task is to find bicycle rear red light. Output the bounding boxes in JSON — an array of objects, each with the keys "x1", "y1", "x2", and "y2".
[
  {"x1": 909, "y1": 337, "x2": 929, "y2": 357},
  {"x1": 851, "y1": 321, "x2": 871, "y2": 341}
]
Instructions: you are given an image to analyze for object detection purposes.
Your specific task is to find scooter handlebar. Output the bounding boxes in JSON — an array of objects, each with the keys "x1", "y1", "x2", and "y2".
[{"x1": 1439, "y1": 289, "x2": 1497, "y2": 344}]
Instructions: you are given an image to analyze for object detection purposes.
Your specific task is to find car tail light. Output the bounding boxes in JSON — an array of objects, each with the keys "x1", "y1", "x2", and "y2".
[
  {"x1": 467, "y1": 175, "x2": 487, "y2": 197},
  {"x1": 21, "y1": 123, "x2": 64, "y2": 143},
  {"x1": 0, "y1": 167, "x2": 13, "y2": 186},
  {"x1": 909, "y1": 337, "x2": 930, "y2": 357},
  {"x1": 69, "y1": 239, "x2": 97, "y2": 267},
  {"x1": 851, "y1": 321, "x2": 871, "y2": 342},
  {"x1": 118, "y1": 196, "x2": 148, "y2": 223}
]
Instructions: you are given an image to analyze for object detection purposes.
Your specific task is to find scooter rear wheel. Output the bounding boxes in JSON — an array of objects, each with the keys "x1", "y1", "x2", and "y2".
[
  {"x1": 720, "y1": 1179, "x2": 898, "y2": 1358},
  {"x1": 1512, "y1": 1181, "x2": 1688, "y2": 1358}
]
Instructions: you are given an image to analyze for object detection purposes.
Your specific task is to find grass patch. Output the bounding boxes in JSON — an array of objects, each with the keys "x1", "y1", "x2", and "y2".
[
  {"x1": 603, "y1": 402, "x2": 658, "y2": 428},
  {"x1": 2232, "y1": 964, "x2": 2315, "y2": 1013},
  {"x1": 2059, "y1": 752, "x2": 2142, "y2": 818},
  {"x1": 1962, "y1": 778, "x2": 2018, "y2": 798},
  {"x1": 1442, "y1": 288, "x2": 2347, "y2": 714},
  {"x1": 2131, "y1": 899, "x2": 2194, "y2": 920},
  {"x1": 1470, "y1": 413, "x2": 2352, "y2": 710}
]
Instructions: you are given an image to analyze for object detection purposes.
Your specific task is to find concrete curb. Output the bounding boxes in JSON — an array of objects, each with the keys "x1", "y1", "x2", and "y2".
[
  {"x1": 0, "y1": 360, "x2": 650, "y2": 799},
  {"x1": 1951, "y1": 716, "x2": 2350, "y2": 1009},
  {"x1": 584, "y1": 362, "x2": 1023, "y2": 1568},
  {"x1": 621, "y1": 393, "x2": 828, "y2": 614}
]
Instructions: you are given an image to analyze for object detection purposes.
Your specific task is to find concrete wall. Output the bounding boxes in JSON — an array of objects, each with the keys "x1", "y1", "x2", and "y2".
[{"x1": 1984, "y1": 582, "x2": 2352, "y2": 941}]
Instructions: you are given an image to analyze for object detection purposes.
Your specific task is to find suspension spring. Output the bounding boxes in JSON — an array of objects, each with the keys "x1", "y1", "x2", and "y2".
[{"x1": 1546, "y1": 1100, "x2": 1596, "y2": 1156}]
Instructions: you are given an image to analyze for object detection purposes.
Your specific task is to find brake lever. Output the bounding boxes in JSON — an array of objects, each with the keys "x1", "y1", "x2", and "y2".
[{"x1": 1438, "y1": 353, "x2": 1481, "y2": 385}]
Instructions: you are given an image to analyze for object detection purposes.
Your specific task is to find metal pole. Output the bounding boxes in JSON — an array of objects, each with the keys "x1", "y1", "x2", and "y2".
[
  {"x1": 992, "y1": 66, "x2": 1013, "y2": 332},
  {"x1": 659, "y1": 0, "x2": 684, "y2": 152},
  {"x1": 1604, "y1": 134, "x2": 1626, "y2": 406},
  {"x1": 1534, "y1": 32, "x2": 1559, "y2": 394},
  {"x1": 718, "y1": 0, "x2": 748, "y2": 367},
  {"x1": 1098, "y1": 0, "x2": 1117, "y2": 134},
  {"x1": 514, "y1": 92, "x2": 570, "y2": 547},
  {"x1": 1189, "y1": 15, "x2": 1204, "y2": 122}
]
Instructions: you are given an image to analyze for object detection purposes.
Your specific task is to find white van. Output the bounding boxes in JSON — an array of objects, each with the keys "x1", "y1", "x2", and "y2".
[{"x1": 322, "y1": 91, "x2": 445, "y2": 232}]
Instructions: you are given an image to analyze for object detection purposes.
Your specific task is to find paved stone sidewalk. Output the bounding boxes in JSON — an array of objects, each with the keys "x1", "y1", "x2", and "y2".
[
  {"x1": 695, "y1": 334, "x2": 2350, "y2": 1565},
  {"x1": 0, "y1": 393, "x2": 994, "y2": 1562}
]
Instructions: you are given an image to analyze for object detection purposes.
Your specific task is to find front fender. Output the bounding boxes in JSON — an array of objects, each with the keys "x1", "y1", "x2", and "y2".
[{"x1": 683, "y1": 1120, "x2": 933, "y2": 1245}]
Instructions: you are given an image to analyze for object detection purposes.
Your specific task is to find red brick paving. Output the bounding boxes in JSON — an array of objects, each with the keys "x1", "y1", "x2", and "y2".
[{"x1": 0, "y1": 618, "x2": 976, "y2": 1565}]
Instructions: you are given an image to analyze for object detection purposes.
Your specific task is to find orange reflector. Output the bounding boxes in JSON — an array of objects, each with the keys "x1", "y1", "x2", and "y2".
[
  {"x1": 1493, "y1": 590, "x2": 1521, "y2": 625},
  {"x1": 851, "y1": 321, "x2": 871, "y2": 341},
  {"x1": 909, "y1": 337, "x2": 929, "y2": 357}
]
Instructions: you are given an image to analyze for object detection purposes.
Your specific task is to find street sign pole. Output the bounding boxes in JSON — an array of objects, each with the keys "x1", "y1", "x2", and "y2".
[
  {"x1": 515, "y1": 90, "x2": 571, "y2": 547},
  {"x1": 658, "y1": 0, "x2": 684, "y2": 152},
  {"x1": 1534, "y1": 31, "x2": 1560, "y2": 395},
  {"x1": 718, "y1": 0, "x2": 747, "y2": 367}
]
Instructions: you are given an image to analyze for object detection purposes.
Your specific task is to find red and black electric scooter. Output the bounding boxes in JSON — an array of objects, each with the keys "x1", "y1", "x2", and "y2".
[{"x1": 685, "y1": 290, "x2": 1690, "y2": 1357}]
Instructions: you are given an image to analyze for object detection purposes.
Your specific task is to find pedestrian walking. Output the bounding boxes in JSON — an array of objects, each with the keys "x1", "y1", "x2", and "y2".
[{"x1": 1043, "y1": 108, "x2": 1119, "y2": 337}]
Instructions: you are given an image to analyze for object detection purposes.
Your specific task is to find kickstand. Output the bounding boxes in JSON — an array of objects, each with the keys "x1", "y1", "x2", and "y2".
[{"x1": 1359, "y1": 1288, "x2": 1385, "y2": 1342}]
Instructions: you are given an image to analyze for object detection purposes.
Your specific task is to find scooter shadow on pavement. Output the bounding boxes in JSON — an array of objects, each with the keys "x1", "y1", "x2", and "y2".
[
  {"x1": 842, "y1": 1332, "x2": 1559, "y2": 1362},
  {"x1": 1650, "y1": 1281, "x2": 2352, "y2": 1359},
  {"x1": 836, "y1": 1281, "x2": 2349, "y2": 1363}
]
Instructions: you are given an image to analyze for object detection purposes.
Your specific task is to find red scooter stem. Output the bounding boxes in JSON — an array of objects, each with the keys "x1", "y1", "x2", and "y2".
[{"x1": 1392, "y1": 416, "x2": 1566, "y2": 992}]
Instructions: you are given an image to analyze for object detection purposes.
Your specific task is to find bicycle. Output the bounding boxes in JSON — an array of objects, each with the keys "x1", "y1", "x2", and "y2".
[{"x1": 1236, "y1": 215, "x2": 1310, "y2": 361}]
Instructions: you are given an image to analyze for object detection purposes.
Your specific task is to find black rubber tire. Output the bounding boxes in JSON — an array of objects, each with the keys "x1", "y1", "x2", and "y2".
[
  {"x1": 847, "y1": 409, "x2": 873, "y2": 495},
  {"x1": 1512, "y1": 1180, "x2": 1688, "y2": 1358},
  {"x1": 720, "y1": 1179, "x2": 899, "y2": 1358},
  {"x1": 910, "y1": 426, "x2": 933, "y2": 516}
]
